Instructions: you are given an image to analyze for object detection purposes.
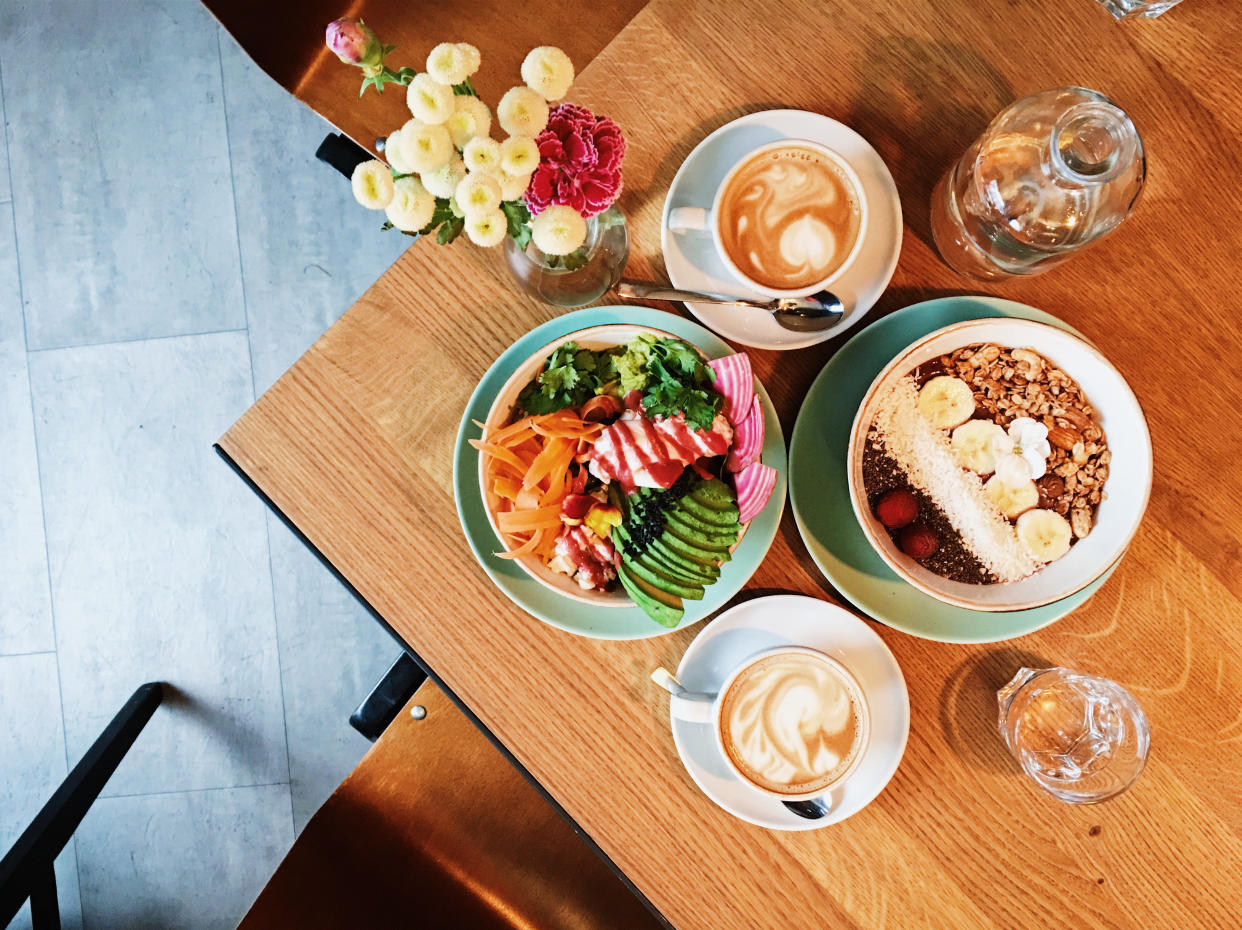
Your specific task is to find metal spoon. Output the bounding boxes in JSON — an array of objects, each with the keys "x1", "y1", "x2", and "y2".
[
  {"x1": 651, "y1": 668, "x2": 833, "y2": 820},
  {"x1": 614, "y1": 280, "x2": 844, "y2": 332}
]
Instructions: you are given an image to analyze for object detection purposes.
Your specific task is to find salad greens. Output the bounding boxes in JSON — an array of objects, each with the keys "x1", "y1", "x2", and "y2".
[{"x1": 517, "y1": 335, "x2": 720, "y2": 430}]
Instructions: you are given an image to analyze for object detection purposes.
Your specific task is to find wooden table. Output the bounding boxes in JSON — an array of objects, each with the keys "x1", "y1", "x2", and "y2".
[{"x1": 218, "y1": 1, "x2": 1242, "y2": 926}]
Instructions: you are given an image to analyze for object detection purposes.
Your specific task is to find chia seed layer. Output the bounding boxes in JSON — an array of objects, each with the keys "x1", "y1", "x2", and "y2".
[{"x1": 863, "y1": 443, "x2": 997, "y2": 585}]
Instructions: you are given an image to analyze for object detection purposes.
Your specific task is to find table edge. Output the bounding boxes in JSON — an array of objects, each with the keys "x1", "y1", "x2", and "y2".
[{"x1": 212, "y1": 441, "x2": 675, "y2": 930}]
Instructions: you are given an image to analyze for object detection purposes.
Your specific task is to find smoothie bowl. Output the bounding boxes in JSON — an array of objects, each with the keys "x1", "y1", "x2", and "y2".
[{"x1": 847, "y1": 318, "x2": 1151, "y2": 611}]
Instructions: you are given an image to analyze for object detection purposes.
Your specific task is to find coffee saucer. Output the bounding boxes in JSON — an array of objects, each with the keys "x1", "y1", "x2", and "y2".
[
  {"x1": 660, "y1": 109, "x2": 903, "y2": 351},
  {"x1": 669, "y1": 594, "x2": 909, "y2": 830}
]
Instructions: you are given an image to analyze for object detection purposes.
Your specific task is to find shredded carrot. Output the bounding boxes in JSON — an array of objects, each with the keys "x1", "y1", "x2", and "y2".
[
  {"x1": 474, "y1": 409, "x2": 607, "y2": 559},
  {"x1": 498, "y1": 506, "x2": 563, "y2": 533}
]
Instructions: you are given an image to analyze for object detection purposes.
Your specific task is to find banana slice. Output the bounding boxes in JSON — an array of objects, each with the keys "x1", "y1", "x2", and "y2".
[
  {"x1": 985, "y1": 475, "x2": 1039, "y2": 519},
  {"x1": 917, "y1": 376, "x2": 975, "y2": 429},
  {"x1": 951, "y1": 419, "x2": 1006, "y2": 474},
  {"x1": 1016, "y1": 509, "x2": 1072, "y2": 562}
]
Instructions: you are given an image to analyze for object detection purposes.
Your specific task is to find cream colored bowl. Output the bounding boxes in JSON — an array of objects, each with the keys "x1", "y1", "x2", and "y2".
[
  {"x1": 478, "y1": 324, "x2": 679, "y2": 607},
  {"x1": 847, "y1": 318, "x2": 1151, "y2": 612}
]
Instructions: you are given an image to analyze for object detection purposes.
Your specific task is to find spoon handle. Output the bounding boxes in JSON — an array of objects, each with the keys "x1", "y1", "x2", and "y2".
[{"x1": 616, "y1": 280, "x2": 772, "y2": 310}]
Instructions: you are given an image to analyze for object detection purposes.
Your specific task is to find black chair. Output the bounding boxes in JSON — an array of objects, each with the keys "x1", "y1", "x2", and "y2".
[
  {"x1": 0, "y1": 683, "x2": 164, "y2": 930},
  {"x1": 349, "y1": 653, "x2": 428, "y2": 741}
]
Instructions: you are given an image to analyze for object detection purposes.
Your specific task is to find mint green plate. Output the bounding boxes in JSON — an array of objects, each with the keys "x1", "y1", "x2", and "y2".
[
  {"x1": 788, "y1": 296, "x2": 1119, "y2": 644},
  {"x1": 453, "y1": 307, "x2": 787, "y2": 640}
]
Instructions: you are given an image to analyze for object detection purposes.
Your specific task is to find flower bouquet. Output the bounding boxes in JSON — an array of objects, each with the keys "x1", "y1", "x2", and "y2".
[{"x1": 327, "y1": 20, "x2": 626, "y2": 263}]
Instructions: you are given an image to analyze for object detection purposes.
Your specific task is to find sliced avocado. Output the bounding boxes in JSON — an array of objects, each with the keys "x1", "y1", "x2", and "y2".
[
  {"x1": 630, "y1": 548, "x2": 703, "y2": 586},
  {"x1": 660, "y1": 529, "x2": 731, "y2": 565},
  {"x1": 645, "y1": 542, "x2": 719, "y2": 583},
  {"x1": 679, "y1": 495, "x2": 739, "y2": 527},
  {"x1": 663, "y1": 519, "x2": 734, "y2": 556},
  {"x1": 623, "y1": 555, "x2": 704, "y2": 601},
  {"x1": 665, "y1": 510, "x2": 739, "y2": 546},
  {"x1": 617, "y1": 564, "x2": 684, "y2": 628},
  {"x1": 690, "y1": 484, "x2": 738, "y2": 514}
]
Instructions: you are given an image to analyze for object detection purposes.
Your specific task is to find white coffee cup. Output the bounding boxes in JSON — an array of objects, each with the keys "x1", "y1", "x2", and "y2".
[
  {"x1": 668, "y1": 138, "x2": 869, "y2": 298},
  {"x1": 663, "y1": 646, "x2": 871, "y2": 806}
]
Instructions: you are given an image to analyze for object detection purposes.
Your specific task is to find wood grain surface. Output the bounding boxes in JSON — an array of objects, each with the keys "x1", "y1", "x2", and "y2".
[{"x1": 219, "y1": 1, "x2": 1242, "y2": 927}]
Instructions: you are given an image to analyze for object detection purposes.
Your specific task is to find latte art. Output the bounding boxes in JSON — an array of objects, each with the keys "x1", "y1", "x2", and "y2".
[
  {"x1": 718, "y1": 145, "x2": 862, "y2": 291},
  {"x1": 719, "y1": 652, "x2": 862, "y2": 795}
]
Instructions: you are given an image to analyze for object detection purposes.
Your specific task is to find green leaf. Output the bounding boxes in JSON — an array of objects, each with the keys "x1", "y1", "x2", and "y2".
[
  {"x1": 436, "y1": 218, "x2": 464, "y2": 245},
  {"x1": 452, "y1": 77, "x2": 478, "y2": 96}
]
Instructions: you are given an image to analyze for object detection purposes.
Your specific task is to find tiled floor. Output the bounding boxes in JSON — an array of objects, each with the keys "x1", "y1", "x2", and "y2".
[{"x1": 0, "y1": 1, "x2": 410, "y2": 926}]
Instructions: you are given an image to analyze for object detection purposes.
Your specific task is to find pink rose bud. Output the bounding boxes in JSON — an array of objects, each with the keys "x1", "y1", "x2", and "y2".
[{"x1": 325, "y1": 19, "x2": 381, "y2": 68}]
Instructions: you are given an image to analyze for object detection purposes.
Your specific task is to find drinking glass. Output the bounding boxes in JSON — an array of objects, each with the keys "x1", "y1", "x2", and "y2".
[
  {"x1": 997, "y1": 666, "x2": 1149, "y2": 803},
  {"x1": 1096, "y1": 0, "x2": 1183, "y2": 19}
]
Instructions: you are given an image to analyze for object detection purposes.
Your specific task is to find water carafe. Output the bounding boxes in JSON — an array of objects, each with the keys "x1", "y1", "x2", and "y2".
[{"x1": 930, "y1": 87, "x2": 1145, "y2": 279}]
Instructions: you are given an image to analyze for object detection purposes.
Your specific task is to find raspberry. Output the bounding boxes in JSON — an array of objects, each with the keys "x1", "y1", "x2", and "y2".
[
  {"x1": 875, "y1": 489, "x2": 918, "y2": 529},
  {"x1": 900, "y1": 524, "x2": 939, "y2": 560}
]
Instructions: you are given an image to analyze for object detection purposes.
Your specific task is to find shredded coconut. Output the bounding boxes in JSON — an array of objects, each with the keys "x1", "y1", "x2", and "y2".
[{"x1": 872, "y1": 377, "x2": 1040, "y2": 582}]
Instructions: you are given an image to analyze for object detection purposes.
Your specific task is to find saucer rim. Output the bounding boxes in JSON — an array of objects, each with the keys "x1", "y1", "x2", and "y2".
[
  {"x1": 669, "y1": 594, "x2": 910, "y2": 830},
  {"x1": 659, "y1": 108, "x2": 904, "y2": 351}
]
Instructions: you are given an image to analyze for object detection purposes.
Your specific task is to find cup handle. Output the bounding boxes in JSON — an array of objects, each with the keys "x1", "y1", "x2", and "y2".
[
  {"x1": 668, "y1": 693, "x2": 714, "y2": 725},
  {"x1": 668, "y1": 206, "x2": 709, "y2": 232}
]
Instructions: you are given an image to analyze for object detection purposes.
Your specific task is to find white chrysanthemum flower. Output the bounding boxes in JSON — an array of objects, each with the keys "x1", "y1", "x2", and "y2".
[
  {"x1": 531, "y1": 205, "x2": 587, "y2": 255},
  {"x1": 497, "y1": 86, "x2": 549, "y2": 138},
  {"x1": 384, "y1": 129, "x2": 417, "y2": 175},
  {"x1": 419, "y1": 153, "x2": 466, "y2": 200},
  {"x1": 499, "y1": 171, "x2": 532, "y2": 202},
  {"x1": 385, "y1": 176, "x2": 436, "y2": 233},
  {"x1": 521, "y1": 46, "x2": 574, "y2": 101},
  {"x1": 399, "y1": 119, "x2": 453, "y2": 173},
  {"x1": 462, "y1": 136, "x2": 502, "y2": 174},
  {"x1": 465, "y1": 208, "x2": 508, "y2": 248},
  {"x1": 454, "y1": 172, "x2": 502, "y2": 216},
  {"x1": 446, "y1": 95, "x2": 492, "y2": 149},
  {"x1": 351, "y1": 159, "x2": 395, "y2": 210},
  {"x1": 426, "y1": 42, "x2": 472, "y2": 86},
  {"x1": 455, "y1": 43, "x2": 481, "y2": 75},
  {"x1": 499, "y1": 136, "x2": 540, "y2": 176},
  {"x1": 405, "y1": 73, "x2": 455, "y2": 125}
]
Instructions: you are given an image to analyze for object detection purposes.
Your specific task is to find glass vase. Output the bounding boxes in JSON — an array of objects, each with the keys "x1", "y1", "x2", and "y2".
[{"x1": 503, "y1": 205, "x2": 629, "y2": 308}]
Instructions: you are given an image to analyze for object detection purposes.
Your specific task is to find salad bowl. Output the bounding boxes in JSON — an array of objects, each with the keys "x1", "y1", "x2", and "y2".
[{"x1": 471, "y1": 320, "x2": 782, "y2": 628}]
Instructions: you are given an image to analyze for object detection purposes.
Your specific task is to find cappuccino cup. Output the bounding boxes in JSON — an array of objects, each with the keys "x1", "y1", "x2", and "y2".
[
  {"x1": 668, "y1": 646, "x2": 870, "y2": 804},
  {"x1": 669, "y1": 139, "x2": 868, "y2": 298}
]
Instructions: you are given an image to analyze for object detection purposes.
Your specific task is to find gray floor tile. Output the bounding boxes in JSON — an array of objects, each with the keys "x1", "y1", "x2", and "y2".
[
  {"x1": 217, "y1": 35, "x2": 408, "y2": 395},
  {"x1": 265, "y1": 519, "x2": 393, "y2": 831},
  {"x1": 219, "y1": 31, "x2": 406, "y2": 830},
  {"x1": 0, "y1": 203, "x2": 54, "y2": 654},
  {"x1": 0, "y1": 654, "x2": 84, "y2": 930},
  {"x1": 75, "y1": 783, "x2": 293, "y2": 930},
  {"x1": 0, "y1": 74, "x2": 10, "y2": 203},
  {"x1": 28, "y1": 331, "x2": 287, "y2": 795},
  {"x1": 0, "y1": 0, "x2": 244, "y2": 350}
]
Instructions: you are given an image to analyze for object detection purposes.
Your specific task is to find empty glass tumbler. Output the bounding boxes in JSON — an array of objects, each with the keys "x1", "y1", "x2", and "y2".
[
  {"x1": 1097, "y1": 0, "x2": 1183, "y2": 19},
  {"x1": 997, "y1": 666, "x2": 1150, "y2": 803},
  {"x1": 930, "y1": 87, "x2": 1146, "y2": 280}
]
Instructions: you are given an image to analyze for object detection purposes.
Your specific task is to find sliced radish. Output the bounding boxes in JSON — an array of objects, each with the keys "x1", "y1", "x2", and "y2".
[
  {"x1": 708, "y1": 353, "x2": 754, "y2": 426},
  {"x1": 726, "y1": 395, "x2": 764, "y2": 473},
  {"x1": 734, "y1": 461, "x2": 777, "y2": 524}
]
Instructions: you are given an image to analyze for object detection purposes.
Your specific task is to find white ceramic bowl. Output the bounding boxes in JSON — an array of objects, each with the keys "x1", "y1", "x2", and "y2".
[
  {"x1": 847, "y1": 318, "x2": 1152, "y2": 611},
  {"x1": 478, "y1": 324, "x2": 683, "y2": 607}
]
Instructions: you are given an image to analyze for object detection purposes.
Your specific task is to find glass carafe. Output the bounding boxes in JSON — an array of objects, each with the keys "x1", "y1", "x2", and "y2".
[{"x1": 930, "y1": 87, "x2": 1145, "y2": 280}]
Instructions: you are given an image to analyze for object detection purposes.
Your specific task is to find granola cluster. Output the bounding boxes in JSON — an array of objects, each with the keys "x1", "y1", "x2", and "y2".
[{"x1": 941, "y1": 343, "x2": 1110, "y2": 539}]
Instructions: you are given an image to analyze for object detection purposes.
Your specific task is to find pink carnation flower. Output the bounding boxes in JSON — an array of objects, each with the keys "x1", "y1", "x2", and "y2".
[
  {"x1": 525, "y1": 103, "x2": 626, "y2": 218},
  {"x1": 325, "y1": 19, "x2": 381, "y2": 68}
]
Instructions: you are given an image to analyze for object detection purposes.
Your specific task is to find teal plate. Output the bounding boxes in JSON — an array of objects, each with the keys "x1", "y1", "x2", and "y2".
[
  {"x1": 789, "y1": 296, "x2": 1119, "y2": 644},
  {"x1": 453, "y1": 307, "x2": 788, "y2": 640}
]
